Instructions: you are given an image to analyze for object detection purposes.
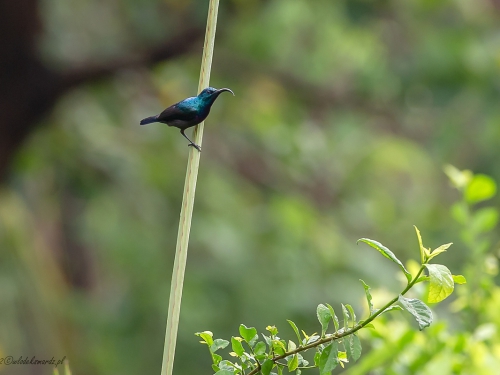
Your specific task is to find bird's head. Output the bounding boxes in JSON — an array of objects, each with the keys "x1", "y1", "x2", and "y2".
[{"x1": 198, "y1": 87, "x2": 235, "y2": 103}]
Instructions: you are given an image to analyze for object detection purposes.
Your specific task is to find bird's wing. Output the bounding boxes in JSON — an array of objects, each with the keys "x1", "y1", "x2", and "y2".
[{"x1": 157, "y1": 100, "x2": 198, "y2": 124}]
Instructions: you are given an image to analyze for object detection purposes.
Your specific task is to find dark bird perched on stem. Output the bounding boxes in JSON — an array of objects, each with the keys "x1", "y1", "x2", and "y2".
[{"x1": 140, "y1": 87, "x2": 234, "y2": 151}]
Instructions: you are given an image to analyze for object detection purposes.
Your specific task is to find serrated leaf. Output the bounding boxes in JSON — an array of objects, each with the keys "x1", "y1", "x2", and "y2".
[
  {"x1": 317, "y1": 304, "x2": 332, "y2": 336},
  {"x1": 453, "y1": 275, "x2": 467, "y2": 284},
  {"x1": 195, "y1": 331, "x2": 214, "y2": 346},
  {"x1": 358, "y1": 238, "x2": 412, "y2": 282},
  {"x1": 325, "y1": 304, "x2": 339, "y2": 331},
  {"x1": 465, "y1": 174, "x2": 497, "y2": 204},
  {"x1": 211, "y1": 339, "x2": 230, "y2": 352},
  {"x1": 261, "y1": 359, "x2": 274, "y2": 375},
  {"x1": 254, "y1": 341, "x2": 266, "y2": 356},
  {"x1": 398, "y1": 295, "x2": 433, "y2": 330},
  {"x1": 345, "y1": 334, "x2": 362, "y2": 362},
  {"x1": 239, "y1": 324, "x2": 258, "y2": 344},
  {"x1": 341, "y1": 304, "x2": 350, "y2": 330},
  {"x1": 359, "y1": 280, "x2": 374, "y2": 314},
  {"x1": 287, "y1": 354, "x2": 299, "y2": 372},
  {"x1": 425, "y1": 264, "x2": 454, "y2": 303},
  {"x1": 287, "y1": 320, "x2": 302, "y2": 345},
  {"x1": 345, "y1": 304, "x2": 356, "y2": 327},
  {"x1": 319, "y1": 342, "x2": 338, "y2": 375}
]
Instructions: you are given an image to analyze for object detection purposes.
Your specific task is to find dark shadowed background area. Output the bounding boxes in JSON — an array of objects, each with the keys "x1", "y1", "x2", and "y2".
[{"x1": 1, "y1": 0, "x2": 500, "y2": 374}]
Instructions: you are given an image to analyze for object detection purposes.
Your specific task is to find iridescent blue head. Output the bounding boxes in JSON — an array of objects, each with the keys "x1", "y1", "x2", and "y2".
[{"x1": 198, "y1": 87, "x2": 235, "y2": 104}]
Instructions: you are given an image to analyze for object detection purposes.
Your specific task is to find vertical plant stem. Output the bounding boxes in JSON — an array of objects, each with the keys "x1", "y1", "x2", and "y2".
[{"x1": 160, "y1": 2, "x2": 220, "y2": 375}]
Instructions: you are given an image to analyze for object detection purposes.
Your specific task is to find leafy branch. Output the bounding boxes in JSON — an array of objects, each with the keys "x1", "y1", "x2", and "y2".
[{"x1": 196, "y1": 227, "x2": 466, "y2": 375}]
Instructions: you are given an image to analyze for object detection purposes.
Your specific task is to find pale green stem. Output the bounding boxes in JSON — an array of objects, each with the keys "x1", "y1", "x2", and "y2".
[{"x1": 160, "y1": 2, "x2": 220, "y2": 375}]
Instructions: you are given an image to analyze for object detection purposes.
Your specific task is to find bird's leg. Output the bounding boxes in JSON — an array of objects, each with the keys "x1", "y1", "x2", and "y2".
[{"x1": 180, "y1": 129, "x2": 201, "y2": 152}]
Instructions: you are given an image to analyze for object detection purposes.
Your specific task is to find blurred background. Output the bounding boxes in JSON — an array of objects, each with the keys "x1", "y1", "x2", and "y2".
[{"x1": 1, "y1": 0, "x2": 500, "y2": 374}]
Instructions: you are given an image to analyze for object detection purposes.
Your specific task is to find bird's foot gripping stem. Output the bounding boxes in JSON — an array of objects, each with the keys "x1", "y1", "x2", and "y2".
[
  {"x1": 188, "y1": 143, "x2": 202, "y2": 152},
  {"x1": 180, "y1": 129, "x2": 201, "y2": 152}
]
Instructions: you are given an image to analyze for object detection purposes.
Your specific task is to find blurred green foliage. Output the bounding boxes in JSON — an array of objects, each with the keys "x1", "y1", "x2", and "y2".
[{"x1": 1, "y1": 0, "x2": 500, "y2": 374}]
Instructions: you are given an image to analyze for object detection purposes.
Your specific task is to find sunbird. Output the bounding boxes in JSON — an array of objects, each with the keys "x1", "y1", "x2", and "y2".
[{"x1": 140, "y1": 87, "x2": 234, "y2": 151}]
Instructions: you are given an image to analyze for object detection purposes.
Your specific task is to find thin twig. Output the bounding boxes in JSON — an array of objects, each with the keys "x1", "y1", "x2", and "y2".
[{"x1": 246, "y1": 265, "x2": 426, "y2": 375}]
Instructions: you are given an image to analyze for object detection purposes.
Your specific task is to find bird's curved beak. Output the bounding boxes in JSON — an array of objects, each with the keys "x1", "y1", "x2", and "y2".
[{"x1": 216, "y1": 88, "x2": 235, "y2": 96}]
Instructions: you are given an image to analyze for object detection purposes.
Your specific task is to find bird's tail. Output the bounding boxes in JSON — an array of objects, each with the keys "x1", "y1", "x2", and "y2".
[{"x1": 140, "y1": 115, "x2": 159, "y2": 125}]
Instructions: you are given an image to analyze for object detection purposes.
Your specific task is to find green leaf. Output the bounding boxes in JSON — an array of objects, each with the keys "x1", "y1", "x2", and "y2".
[
  {"x1": 212, "y1": 354, "x2": 223, "y2": 365},
  {"x1": 314, "y1": 352, "x2": 321, "y2": 366},
  {"x1": 306, "y1": 335, "x2": 320, "y2": 344},
  {"x1": 427, "y1": 243, "x2": 452, "y2": 261},
  {"x1": 261, "y1": 359, "x2": 274, "y2": 375},
  {"x1": 287, "y1": 354, "x2": 299, "y2": 372},
  {"x1": 319, "y1": 342, "x2": 338, "y2": 375},
  {"x1": 299, "y1": 354, "x2": 308, "y2": 367},
  {"x1": 326, "y1": 304, "x2": 339, "y2": 331},
  {"x1": 317, "y1": 304, "x2": 332, "y2": 336},
  {"x1": 415, "y1": 276, "x2": 430, "y2": 284},
  {"x1": 211, "y1": 339, "x2": 230, "y2": 352},
  {"x1": 341, "y1": 304, "x2": 350, "y2": 330},
  {"x1": 345, "y1": 334, "x2": 362, "y2": 362},
  {"x1": 444, "y1": 164, "x2": 472, "y2": 190},
  {"x1": 465, "y1": 174, "x2": 497, "y2": 204},
  {"x1": 231, "y1": 337, "x2": 244, "y2": 357},
  {"x1": 254, "y1": 341, "x2": 267, "y2": 356},
  {"x1": 425, "y1": 264, "x2": 454, "y2": 303},
  {"x1": 453, "y1": 275, "x2": 467, "y2": 284},
  {"x1": 380, "y1": 305, "x2": 403, "y2": 315},
  {"x1": 398, "y1": 295, "x2": 433, "y2": 330},
  {"x1": 239, "y1": 324, "x2": 258, "y2": 344},
  {"x1": 359, "y1": 280, "x2": 374, "y2": 314},
  {"x1": 470, "y1": 207, "x2": 499, "y2": 234},
  {"x1": 195, "y1": 331, "x2": 214, "y2": 346},
  {"x1": 286, "y1": 320, "x2": 302, "y2": 345},
  {"x1": 214, "y1": 370, "x2": 234, "y2": 375},
  {"x1": 272, "y1": 340, "x2": 286, "y2": 355},
  {"x1": 358, "y1": 238, "x2": 411, "y2": 282},
  {"x1": 219, "y1": 361, "x2": 235, "y2": 371},
  {"x1": 345, "y1": 304, "x2": 356, "y2": 327},
  {"x1": 451, "y1": 202, "x2": 468, "y2": 225},
  {"x1": 288, "y1": 340, "x2": 297, "y2": 351}
]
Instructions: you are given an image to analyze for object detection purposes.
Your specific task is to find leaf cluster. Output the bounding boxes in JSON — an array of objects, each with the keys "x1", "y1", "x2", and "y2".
[{"x1": 196, "y1": 228, "x2": 465, "y2": 374}]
